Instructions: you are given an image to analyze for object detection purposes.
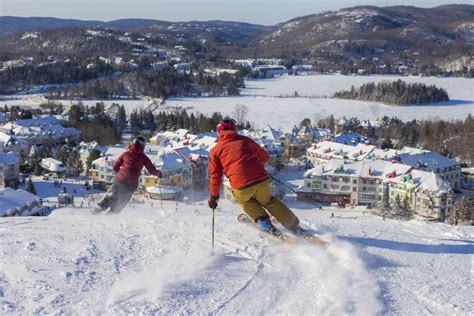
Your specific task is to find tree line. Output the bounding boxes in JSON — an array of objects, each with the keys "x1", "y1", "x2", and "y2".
[
  {"x1": 333, "y1": 80, "x2": 449, "y2": 105},
  {"x1": 315, "y1": 114, "x2": 474, "y2": 165},
  {"x1": 130, "y1": 109, "x2": 251, "y2": 134}
]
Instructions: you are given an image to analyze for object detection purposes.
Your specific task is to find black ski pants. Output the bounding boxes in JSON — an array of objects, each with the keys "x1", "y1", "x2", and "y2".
[{"x1": 98, "y1": 179, "x2": 137, "y2": 214}]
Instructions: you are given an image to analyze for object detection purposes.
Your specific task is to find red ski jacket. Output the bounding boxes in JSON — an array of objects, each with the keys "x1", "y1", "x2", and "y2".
[
  {"x1": 113, "y1": 143, "x2": 161, "y2": 186},
  {"x1": 208, "y1": 130, "x2": 269, "y2": 197}
]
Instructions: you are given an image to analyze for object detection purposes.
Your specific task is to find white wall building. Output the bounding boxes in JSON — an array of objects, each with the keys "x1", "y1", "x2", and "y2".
[
  {"x1": 301, "y1": 159, "x2": 453, "y2": 219},
  {"x1": 40, "y1": 157, "x2": 67, "y2": 173}
]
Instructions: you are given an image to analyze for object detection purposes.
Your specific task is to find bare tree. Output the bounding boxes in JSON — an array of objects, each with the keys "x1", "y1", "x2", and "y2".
[{"x1": 232, "y1": 104, "x2": 249, "y2": 126}]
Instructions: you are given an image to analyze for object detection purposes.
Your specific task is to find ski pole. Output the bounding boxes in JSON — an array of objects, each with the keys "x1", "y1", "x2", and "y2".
[
  {"x1": 211, "y1": 206, "x2": 215, "y2": 253},
  {"x1": 270, "y1": 175, "x2": 322, "y2": 209},
  {"x1": 158, "y1": 178, "x2": 163, "y2": 208},
  {"x1": 270, "y1": 175, "x2": 298, "y2": 194}
]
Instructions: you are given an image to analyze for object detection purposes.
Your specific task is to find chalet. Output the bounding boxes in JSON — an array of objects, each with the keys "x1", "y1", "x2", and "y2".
[{"x1": 40, "y1": 157, "x2": 67, "y2": 173}]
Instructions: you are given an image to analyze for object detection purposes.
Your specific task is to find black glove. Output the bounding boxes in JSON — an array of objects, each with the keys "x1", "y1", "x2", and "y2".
[{"x1": 208, "y1": 195, "x2": 219, "y2": 209}]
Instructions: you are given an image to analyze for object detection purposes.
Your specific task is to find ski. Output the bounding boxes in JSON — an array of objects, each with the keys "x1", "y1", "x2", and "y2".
[
  {"x1": 237, "y1": 214, "x2": 330, "y2": 248},
  {"x1": 237, "y1": 213, "x2": 298, "y2": 243}
]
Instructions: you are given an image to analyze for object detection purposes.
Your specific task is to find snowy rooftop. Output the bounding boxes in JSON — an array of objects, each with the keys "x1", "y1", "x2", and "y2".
[
  {"x1": 410, "y1": 169, "x2": 452, "y2": 195},
  {"x1": 0, "y1": 153, "x2": 19, "y2": 165},
  {"x1": 334, "y1": 131, "x2": 366, "y2": 146},
  {"x1": 398, "y1": 152, "x2": 461, "y2": 171},
  {"x1": 307, "y1": 141, "x2": 376, "y2": 161},
  {"x1": 305, "y1": 160, "x2": 412, "y2": 180},
  {"x1": 0, "y1": 188, "x2": 40, "y2": 216},
  {"x1": 150, "y1": 151, "x2": 192, "y2": 171},
  {"x1": 15, "y1": 116, "x2": 59, "y2": 127}
]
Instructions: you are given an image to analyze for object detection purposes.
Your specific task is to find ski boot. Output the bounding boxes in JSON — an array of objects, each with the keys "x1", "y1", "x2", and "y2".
[
  {"x1": 90, "y1": 206, "x2": 105, "y2": 215},
  {"x1": 291, "y1": 225, "x2": 308, "y2": 237},
  {"x1": 256, "y1": 215, "x2": 283, "y2": 238}
]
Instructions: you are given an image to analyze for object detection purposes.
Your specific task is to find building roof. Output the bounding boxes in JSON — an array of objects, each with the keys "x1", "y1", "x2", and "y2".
[
  {"x1": 0, "y1": 153, "x2": 19, "y2": 165},
  {"x1": 304, "y1": 159, "x2": 412, "y2": 180},
  {"x1": 307, "y1": 141, "x2": 376, "y2": 161},
  {"x1": 0, "y1": 188, "x2": 40, "y2": 216},
  {"x1": 149, "y1": 151, "x2": 192, "y2": 171},
  {"x1": 334, "y1": 131, "x2": 367, "y2": 146},
  {"x1": 410, "y1": 170, "x2": 451, "y2": 195},
  {"x1": 398, "y1": 152, "x2": 461, "y2": 171},
  {"x1": 15, "y1": 116, "x2": 59, "y2": 127}
]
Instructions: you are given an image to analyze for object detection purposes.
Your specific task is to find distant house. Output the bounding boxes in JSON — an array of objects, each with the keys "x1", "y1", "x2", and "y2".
[
  {"x1": 253, "y1": 65, "x2": 288, "y2": 78},
  {"x1": 145, "y1": 151, "x2": 192, "y2": 190},
  {"x1": 40, "y1": 157, "x2": 67, "y2": 173},
  {"x1": 90, "y1": 145, "x2": 127, "y2": 189},
  {"x1": 291, "y1": 64, "x2": 317, "y2": 75},
  {"x1": 173, "y1": 63, "x2": 192, "y2": 74}
]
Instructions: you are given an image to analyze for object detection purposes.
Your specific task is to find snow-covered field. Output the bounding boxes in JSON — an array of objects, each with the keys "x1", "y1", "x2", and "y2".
[
  {"x1": 163, "y1": 75, "x2": 474, "y2": 131},
  {"x1": 0, "y1": 195, "x2": 472, "y2": 314},
  {"x1": 2, "y1": 74, "x2": 473, "y2": 131}
]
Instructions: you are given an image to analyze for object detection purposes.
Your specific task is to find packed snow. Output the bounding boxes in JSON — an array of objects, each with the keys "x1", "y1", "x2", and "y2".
[{"x1": 1, "y1": 191, "x2": 473, "y2": 314}]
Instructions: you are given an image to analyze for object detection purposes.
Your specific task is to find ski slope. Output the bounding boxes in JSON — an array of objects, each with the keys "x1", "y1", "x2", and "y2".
[{"x1": 1, "y1": 198, "x2": 472, "y2": 315}]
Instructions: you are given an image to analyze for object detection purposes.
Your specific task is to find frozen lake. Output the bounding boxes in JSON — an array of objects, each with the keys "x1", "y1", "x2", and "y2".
[{"x1": 164, "y1": 75, "x2": 474, "y2": 131}]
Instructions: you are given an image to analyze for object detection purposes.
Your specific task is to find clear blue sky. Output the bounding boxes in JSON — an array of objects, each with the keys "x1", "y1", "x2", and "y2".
[{"x1": 1, "y1": 0, "x2": 469, "y2": 25}]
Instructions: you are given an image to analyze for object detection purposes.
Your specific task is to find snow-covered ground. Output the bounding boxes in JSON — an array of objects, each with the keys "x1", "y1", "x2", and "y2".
[
  {"x1": 163, "y1": 75, "x2": 474, "y2": 131},
  {"x1": 0, "y1": 194, "x2": 472, "y2": 314},
  {"x1": 2, "y1": 74, "x2": 473, "y2": 131}
]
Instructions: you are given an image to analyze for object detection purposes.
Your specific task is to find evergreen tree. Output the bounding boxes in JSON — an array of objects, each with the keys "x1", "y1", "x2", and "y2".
[
  {"x1": 26, "y1": 178, "x2": 37, "y2": 195},
  {"x1": 86, "y1": 149, "x2": 102, "y2": 172},
  {"x1": 382, "y1": 135, "x2": 394, "y2": 149}
]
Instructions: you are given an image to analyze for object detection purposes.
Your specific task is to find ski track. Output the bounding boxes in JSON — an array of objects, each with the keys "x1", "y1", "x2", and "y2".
[{"x1": 0, "y1": 201, "x2": 472, "y2": 315}]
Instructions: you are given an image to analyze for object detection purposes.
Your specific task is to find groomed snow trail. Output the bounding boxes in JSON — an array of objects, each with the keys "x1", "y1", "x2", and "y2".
[{"x1": 1, "y1": 200, "x2": 472, "y2": 314}]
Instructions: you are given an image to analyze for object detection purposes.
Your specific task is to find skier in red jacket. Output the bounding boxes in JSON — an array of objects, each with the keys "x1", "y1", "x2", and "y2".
[{"x1": 93, "y1": 137, "x2": 162, "y2": 214}]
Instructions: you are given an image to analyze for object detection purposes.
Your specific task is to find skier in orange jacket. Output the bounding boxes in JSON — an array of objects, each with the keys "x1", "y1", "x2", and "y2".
[{"x1": 208, "y1": 119, "x2": 303, "y2": 236}]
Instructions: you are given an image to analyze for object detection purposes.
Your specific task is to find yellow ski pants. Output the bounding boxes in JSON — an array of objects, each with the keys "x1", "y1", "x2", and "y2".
[{"x1": 232, "y1": 179, "x2": 299, "y2": 230}]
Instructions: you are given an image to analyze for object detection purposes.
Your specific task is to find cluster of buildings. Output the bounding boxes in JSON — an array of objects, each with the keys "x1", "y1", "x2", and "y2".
[
  {"x1": 90, "y1": 129, "x2": 216, "y2": 200},
  {"x1": 0, "y1": 116, "x2": 81, "y2": 217},
  {"x1": 302, "y1": 141, "x2": 463, "y2": 219},
  {"x1": 0, "y1": 110, "x2": 468, "y2": 222},
  {"x1": 0, "y1": 116, "x2": 81, "y2": 155}
]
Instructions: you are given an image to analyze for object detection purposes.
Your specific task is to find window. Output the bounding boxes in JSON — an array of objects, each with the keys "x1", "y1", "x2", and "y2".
[
  {"x1": 323, "y1": 184, "x2": 327, "y2": 189},
  {"x1": 353, "y1": 187, "x2": 357, "y2": 192},
  {"x1": 352, "y1": 179, "x2": 357, "y2": 184}
]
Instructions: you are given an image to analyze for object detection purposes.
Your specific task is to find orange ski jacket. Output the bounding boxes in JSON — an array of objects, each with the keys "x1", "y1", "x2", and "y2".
[{"x1": 208, "y1": 130, "x2": 270, "y2": 197}]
